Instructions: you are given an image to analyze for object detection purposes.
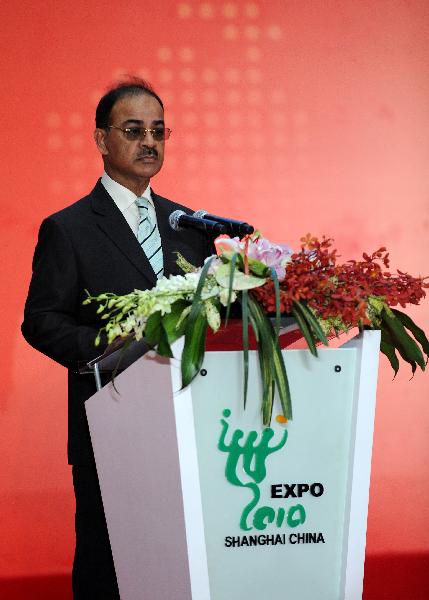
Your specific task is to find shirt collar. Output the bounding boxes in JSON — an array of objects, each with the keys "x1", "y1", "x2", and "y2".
[{"x1": 101, "y1": 172, "x2": 153, "y2": 212}]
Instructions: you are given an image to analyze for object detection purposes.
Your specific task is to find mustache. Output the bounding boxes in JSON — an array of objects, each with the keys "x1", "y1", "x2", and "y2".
[{"x1": 137, "y1": 147, "x2": 158, "y2": 158}]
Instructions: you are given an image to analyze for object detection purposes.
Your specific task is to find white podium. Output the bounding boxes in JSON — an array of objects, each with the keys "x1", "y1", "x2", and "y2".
[{"x1": 85, "y1": 329, "x2": 380, "y2": 600}]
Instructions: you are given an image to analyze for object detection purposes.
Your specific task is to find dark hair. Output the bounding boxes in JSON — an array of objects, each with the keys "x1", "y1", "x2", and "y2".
[{"x1": 95, "y1": 77, "x2": 164, "y2": 128}]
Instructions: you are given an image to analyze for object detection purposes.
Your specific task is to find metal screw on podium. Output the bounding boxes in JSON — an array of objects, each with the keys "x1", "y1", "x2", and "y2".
[
  {"x1": 200, "y1": 369, "x2": 207, "y2": 376},
  {"x1": 334, "y1": 365, "x2": 342, "y2": 373}
]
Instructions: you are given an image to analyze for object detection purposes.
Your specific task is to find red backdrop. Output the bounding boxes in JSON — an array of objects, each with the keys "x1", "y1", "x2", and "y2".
[{"x1": 1, "y1": 1, "x2": 429, "y2": 597}]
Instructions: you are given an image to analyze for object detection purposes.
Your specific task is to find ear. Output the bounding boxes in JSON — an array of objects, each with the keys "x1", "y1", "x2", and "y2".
[{"x1": 94, "y1": 128, "x2": 109, "y2": 156}]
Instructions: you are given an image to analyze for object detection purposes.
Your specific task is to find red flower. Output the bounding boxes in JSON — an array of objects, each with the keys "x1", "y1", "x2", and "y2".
[{"x1": 251, "y1": 235, "x2": 429, "y2": 327}]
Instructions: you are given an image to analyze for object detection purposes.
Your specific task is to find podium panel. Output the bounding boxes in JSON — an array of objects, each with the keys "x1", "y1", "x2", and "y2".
[
  {"x1": 85, "y1": 331, "x2": 380, "y2": 600},
  {"x1": 85, "y1": 353, "x2": 194, "y2": 600}
]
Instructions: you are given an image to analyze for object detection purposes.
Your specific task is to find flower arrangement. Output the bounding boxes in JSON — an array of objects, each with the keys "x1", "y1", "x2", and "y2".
[{"x1": 84, "y1": 233, "x2": 429, "y2": 425}]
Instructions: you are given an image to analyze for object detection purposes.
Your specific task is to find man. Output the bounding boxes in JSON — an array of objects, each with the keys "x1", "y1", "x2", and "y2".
[{"x1": 22, "y1": 79, "x2": 212, "y2": 598}]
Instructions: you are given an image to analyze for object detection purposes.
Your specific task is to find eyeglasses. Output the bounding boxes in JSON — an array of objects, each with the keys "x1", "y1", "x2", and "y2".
[{"x1": 106, "y1": 125, "x2": 172, "y2": 142}]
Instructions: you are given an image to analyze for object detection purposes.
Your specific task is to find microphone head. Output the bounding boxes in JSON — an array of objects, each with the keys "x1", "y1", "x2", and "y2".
[
  {"x1": 193, "y1": 209, "x2": 208, "y2": 219},
  {"x1": 169, "y1": 209, "x2": 186, "y2": 231},
  {"x1": 241, "y1": 223, "x2": 254, "y2": 235}
]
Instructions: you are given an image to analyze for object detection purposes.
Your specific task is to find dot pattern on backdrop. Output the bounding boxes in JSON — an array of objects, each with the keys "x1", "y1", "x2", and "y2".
[
  {"x1": 159, "y1": 3, "x2": 290, "y2": 200},
  {"x1": 45, "y1": 3, "x2": 307, "y2": 210},
  {"x1": 46, "y1": 111, "x2": 90, "y2": 196}
]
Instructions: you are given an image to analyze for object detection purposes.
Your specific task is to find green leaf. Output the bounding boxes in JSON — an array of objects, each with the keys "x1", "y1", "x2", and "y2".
[
  {"x1": 380, "y1": 331, "x2": 400, "y2": 377},
  {"x1": 291, "y1": 303, "x2": 318, "y2": 357},
  {"x1": 270, "y1": 267, "x2": 281, "y2": 338},
  {"x1": 257, "y1": 337, "x2": 275, "y2": 426},
  {"x1": 268, "y1": 321, "x2": 292, "y2": 422},
  {"x1": 294, "y1": 300, "x2": 329, "y2": 346},
  {"x1": 262, "y1": 374, "x2": 275, "y2": 425},
  {"x1": 181, "y1": 305, "x2": 208, "y2": 387},
  {"x1": 392, "y1": 309, "x2": 429, "y2": 359},
  {"x1": 189, "y1": 256, "x2": 214, "y2": 319},
  {"x1": 205, "y1": 299, "x2": 221, "y2": 332},
  {"x1": 381, "y1": 308, "x2": 425, "y2": 371},
  {"x1": 241, "y1": 290, "x2": 250, "y2": 409},
  {"x1": 247, "y1": 296, "x2": 274, "y2": 425},
  {"x1": 181, "y1": 258, "x2": 213, "y2": 387},
  {"x1": 157, "y1": 322, "x2": 174, "y2": 358},
  {"x1": 248, "y1": 295, "x2": 292, "y2": 423},
  {"x1": 144, "y1": 312, "x2": 162, "y2": 347},
  {"x1": 176, "y1": 305, "x2": 192, "y2": 331},
  {"x1": 143, "y1": 311, "x2": 174, "y2": 357},
  {"x1": 175, "y1": 252, "x2": 197, "y2": 274},
  {"x1": 215, "y1": 261, "x2": 265, "y2": 291},
  {"x1": 247, "y1": 257, "x2": 270, "y2": 277},
  {"x1": 225, "y1": 252, "x2": 238, "y2": 326},
  {"x1": 162, "y1": 300, "x2": 190, "y2": 343},
  {"x1": 382, "y1": 324, "x2": 417, "y2": 375}
]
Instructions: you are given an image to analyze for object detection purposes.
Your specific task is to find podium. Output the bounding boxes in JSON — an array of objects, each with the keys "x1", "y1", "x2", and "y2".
[{"x1": 85, "y1": 327, "x2": 380, "y2": 600}]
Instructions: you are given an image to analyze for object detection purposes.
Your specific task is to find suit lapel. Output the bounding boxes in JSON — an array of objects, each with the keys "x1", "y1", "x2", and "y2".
[{"x1": 90, "y1": 181, "x2": 157, "y2": 287}]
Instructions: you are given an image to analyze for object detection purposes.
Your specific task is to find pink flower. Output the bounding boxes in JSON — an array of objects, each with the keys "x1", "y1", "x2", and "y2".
[
  {"x1": 247, "y1": 238, "x2": 293, "y2": 280},
  {"x1": 214, "y1": 235, "x2": 243, "y2": 257},
  {"x1": 214, "y1": 234, "x2": 293, "y2": 281}
]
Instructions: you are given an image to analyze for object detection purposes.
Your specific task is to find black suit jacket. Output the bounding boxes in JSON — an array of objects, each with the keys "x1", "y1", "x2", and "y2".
[{"x1": 22, "y1": 180, "x2": 212, "y2": 464}]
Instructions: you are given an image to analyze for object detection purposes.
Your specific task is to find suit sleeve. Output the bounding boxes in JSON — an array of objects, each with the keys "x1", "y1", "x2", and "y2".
[{"x1": 22, "y1": 217, "x2": 105, "y2": 370}]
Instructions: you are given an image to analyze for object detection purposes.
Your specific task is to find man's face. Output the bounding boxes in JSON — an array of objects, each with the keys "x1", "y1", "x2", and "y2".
[{"x1": 94, "y1": 93, "x2": 165, "y2": 195}]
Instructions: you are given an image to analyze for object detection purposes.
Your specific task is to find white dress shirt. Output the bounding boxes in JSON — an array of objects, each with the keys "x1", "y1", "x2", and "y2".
[{"x1": 100, "y1": 172, "x2": 158, "y2": 237}]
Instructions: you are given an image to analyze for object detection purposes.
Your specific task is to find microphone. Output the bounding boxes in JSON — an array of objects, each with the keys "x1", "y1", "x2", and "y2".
[
  {"x1": 169, "y1": 210, "x2": 227, "y2": 235},
  {"x1": 193, "y1": 210, "x2": 254, "y2": 236}
]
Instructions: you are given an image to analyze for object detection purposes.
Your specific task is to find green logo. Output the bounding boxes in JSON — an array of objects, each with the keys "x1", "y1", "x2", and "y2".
[{"x1": 218, "y1": 409, "x2": 306, "y2": 531}]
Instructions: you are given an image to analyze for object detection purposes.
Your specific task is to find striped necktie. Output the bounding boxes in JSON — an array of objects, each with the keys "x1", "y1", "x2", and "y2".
[{"x1": 136, "y1": 197, "x2": 164, "y2": 278}]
